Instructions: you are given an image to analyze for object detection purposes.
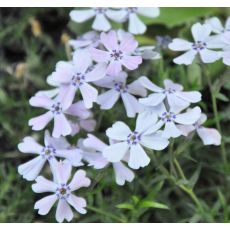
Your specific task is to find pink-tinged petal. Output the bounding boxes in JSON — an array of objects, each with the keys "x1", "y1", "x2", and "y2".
[
  {"x1": 103, "y1": 142, "x2": 129, "y2": 162},
  {"x1": 176, "y1": 91, "x2": 202, "y2": 103},
  {"x1": 56, "y1": 199, "x2": 73, "y2": 223},
  {"x1": 83, "y1": 134, "x2": 107, "y2": 152},
  {"x1": 59, "y1": 85, "x2": 77, "y2": 111},
  {"x1": 121, "y1": 55, "x2": 142, "y2": 70},
  {"x1": 191, "y1": 23, "x2": 212, "y2": 42},
  {"x1": 100, "y1": 30, "x2": 118, "y2": 51},
  {"x1": 167, "y1": 94, "x2": 190, "y2": 113},
  {"x1": 92, "y1": 14, "x2": 111, "y2": 31},
  {"x1": 55, "y1": 161, "x2": 72, "y2": 185},
  {"x1": 85, "y1": 63, "x2": 106, "y2": 82},
  {"x1": 177, "y1": 124, "x2": 195, "y2": 136},
  {"x1": 67, "y1": 194, "x2": 87, "y2": 214},
  {"x1": 35, "y1": 88, "x2": 59, "y2": 98},
  {"x1": 18, "y1": 156, "x2": 46, "y2": 181},
  {"x1": 121, "y1": 93, "x2": 141, "y2": 118},
  {"x1": 139, "y1": 76, "x2": 163, "y2": 92},
  {"x1": 164, "y1": 79, "x2": 183, "y2": 91},
  {"x1": 197, "y1": 127, "x2": 221, "y2": 146},
  {"x1": 69, "y1": 39, "x2": 92, "y2": 49},
  {"x1": 69, "y1": 9, "x2": 95, "y2": 23},
  {"x1": 119, "y1": 36, "x2": 138, "y2": 53},
  {"x1": 18, "y1": 136, "x2": 43, "y2": 154},
  {"x1": 56, "y1": 149, "x2": 83, "y2": 167},
  {"x1": 173, "y1": 50, "x2": 197, "y2": 65},
  {"x1": 106, "y1": 121, "x2": 131, "y2": 141},
  {"x1": 34, "y1": 194, "x2": 57, "y2": 215},
  {"x1": 199, "y1": 49, "x2": 220, "y2": 63},
  {"x1": 32, "y1": 176, "x2": 57, "y2": 193},
  {"x1": 139, "y1": 93, "x2": 165, "y2": 107},
  {"x1": 52, "y1": 114, "x2": 72, "y2": 138},
  {"x1": 129, "y1": 144, "x2": 150, "y2": 169},
  {"x1": 70, "y1": 121, "x2": 81, "y2": 136},
  {"x1": 93, "y1": 75, "x2": 117, "y2": 88},
  {"x1": 175, "y1": 107, "x2": 201, "y2": 125},
  {"x1": 137, "y1": 7, "x2": 160, "y2": 18},
  {"x1": 127, "y1": 79, "x2": 147, "y2": 97},
  {"x1": 128, "y1": 13, "x2": 146, "y2": 35},
  {"x1": 51, "y1": 61, "x2": 75, "y2": 84},
  {"x1": 162, "y1": 122, "x2": 182, "y2": 138},
  {"x1": 69, "y1": 170, "x2": 91, "y2": 191},
  {"x1": 90, "y1": 48, "x2": 110, "y2": 63},
  {"x1": 79, "y1": 82, "x2": 98, "y2": 109},
  {"x1": 141, "y1": 132, "x2": 169, "y2": 150},
  {"x1": 29, "y1": 96, "x2": 53, "y2": 110},
  {"x1": 29, "y1": 111, "x2": 54, "y2": 131},
  {"x1": 72, "y1": 49, "x2": 92, "y2": 73},
  {"x1": 80, "y1": 119, "x2": 96, "y2": 132},
  {"x1": 106, "y1": 61, "x2": 122, "y2": 76},
  {"x1": 97, "y1": 89, "x2": 120, "y2": 109},
  {"x1": 113, "y1": 162, "x2": 134, "y2": 186},
  {"x1": 168, "y1": 38, "x2": 193, "y2": 51},
  {"x1": 135, "y1": 112, "x2": 158, "y2": 134},
  {"x1": 66, "y1": 101, "x2": 90, "y2": 119},
  {"x1": 81, "y1": 151, "x2": 108, "y2": 169}
]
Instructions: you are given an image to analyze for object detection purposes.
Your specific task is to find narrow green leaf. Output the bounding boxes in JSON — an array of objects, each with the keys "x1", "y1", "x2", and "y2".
[
  {"x1": 116, "y1": 203, "x2": 134, "y2": 210},
  {"x1": 139, "y1": 200, "x2": 169, "y2": 210}
]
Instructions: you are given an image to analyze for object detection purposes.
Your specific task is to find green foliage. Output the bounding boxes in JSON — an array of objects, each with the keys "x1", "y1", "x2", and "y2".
[{"x1": 1, "y1": 7, "x2": 230, "y2": 223}]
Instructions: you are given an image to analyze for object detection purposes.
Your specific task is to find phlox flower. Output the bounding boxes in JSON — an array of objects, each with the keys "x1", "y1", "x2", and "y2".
[
  {"x1": 205, "y1": 17, "x2": 230, "y2": 35},
  {"x1": 169, "y1": 22, "x2": 223, "y2": 65},
  {"x1": 91, "y1": 30, "x2": 142, "y2": 76},
  {"x1": 145, "y1": 104, "x2": 202, "y2": 139},
  {"x1": 49, "y1": 49, "x2": 106, "y2": 108},
  {"x1": 33, "y1": 161, "x2": 90, "y2": 223},
  {"x1": 29, "y1": 93, "x2": 91, "y2": 137},
  {"x1": 70, "y1": 8, "x2": 127, "y2": 31},
  {"x1": 219, "y1": 31, "x2": 230, "y2": 65},
  {"x1": 103, "y1": 113, "x2": 169, "y2": 169},
  {"x1": 95, "y1": 72, "x2": 147, "y2": 117},
  {"x1": 18, "y1": 130, "x2": 83, "y2": 181},
  {"x1": 79, "y1": 134, "x2": 135, "y2": 186},
  {"x1": 139, "y1": 76, "x2": 201, "y2": 113},
  {"x1": 123, "y1": 7, "x2": 160, "y2": 35},
  {"x1": 177, "y1": 113, "x2": 221, "y2": 146}
]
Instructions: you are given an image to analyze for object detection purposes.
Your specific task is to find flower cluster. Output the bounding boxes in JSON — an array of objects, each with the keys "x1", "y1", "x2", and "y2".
[{"x1": 18, "y1": 7, "x2": 222, "y2": 223}]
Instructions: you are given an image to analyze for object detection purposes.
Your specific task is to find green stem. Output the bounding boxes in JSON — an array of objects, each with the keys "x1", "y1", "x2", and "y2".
[{"x1": 173, "y1": 158, "x2": 186, "y2": 181}]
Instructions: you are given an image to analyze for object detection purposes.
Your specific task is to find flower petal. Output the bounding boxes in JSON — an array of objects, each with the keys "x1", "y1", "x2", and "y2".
[
  {"x1": 18, "y1": 136, "x2": 43, "y2": 154},
  {"x1": 205, "y1": 17, "x2": 224, "y2": 34},
  {"x1": 67, "y1": 194, "x2": 87, "y2": 214},
  {"x1": 137, "y1": 7, "x2": 160, "y2": 18},
  {"x1": 173, "y1": 50, "x2": 197, "y2": 65},
  {"x1": 106, "y1": 121, "x2": 131, "y2": 140},
  {"x1": 128, "y1": 79, "x2": 147, "y2": 97},
  {"x1": 32, "y1": 176, "x2": 57, "y2": 193},
  {"x1": 128, "y1": 13, "x2": 146, "y2": 34},
  {"x1": 106, "y1": 61, "x2": 122, "y2": 76},
  {"x1": 199, "y1": 49, "x2": 220, "y2": 63},
  {"x1": 65, "y1": 101, "x2": 90, "y2": 119},
  {"x1": 56, "y1": 149, "x2": 83, "y2": 167},
  {"x1": 176, "y1": 91, "x2": 201, "y2": 103},
  {"x1": 106, "y1": 9, "x2": 127, "y2": 22},
  {"x1": 128, "y1": 144, "x2": 150, "y2": 169},
  {"x1": 191, "y1": 23, "x2": 212, "y2": 42},
  {"x1": 97, "y1": 89, "x2": 120, "y2": 110},
  {"x1": 83, "y1": 134, "x2": 107, "y2": 152},
  {"x1": 34, "y1": 194, "x2": 57, "y2": 215},
  {"x1": 139, "y1": 93, "x2": 165, "y2": 107},
  {"x1": 80, "y1": 119, "x2": 96, "y2": 132},
  {"x1": 85, "y1": 63, "x2": 106, "y2": 82},
  {"x1": 167, "y1": 93, "x2": 190, "y2": 113},
  {"x1": 92, "y1": 14, "x2": 111, "y2": 31},
  {"x1": 70, "y1": 9, "x2": 95, "y2": 23},
  {"x1": 55, "y1": 161, "x2": 72, "y2": 185},
  {"x1": 164, "y1": 79, "x2": 183, "y2": 91},
  {"x1": 29, "y1": 96, "x2": 53, "y2": 110},
  {"x1": 72, "y1": 49, "x2": 92, "y2": 73},
  {"x1": 168, "y1": 38, "x2": 193, "y2": 51},
  {"x1": 121, "y1": 55, "x2": 142, "y2": 70},
  {"x1": 81, "y1": 151, "x2": 108, "y2": 169},
  {"x1": 139, "y1": 76, "x2": 163, "y2": 92},
  {"x1": 162, "y1": 122, "x2": 182, "y2": 138},
  {"x1": 119, "y1": 36, "x2": 138, "y2": 53},
  {"x1": 177, "y1": 124, "x2": 195, "y2": 136},
  {"x1": 100, "y1": 30, "x2": 118, "y2": 51},
  {"x1": 69, "y1": 170, "x2": 91, "y2": 191},
  {"x1": 56, "y1": 199, "x2": 73, "y2": 223},
  {"x1": 197, "y1": 127, "x2": 221, "y2": 145},
  {"x1": 90, "y1": 48, "x2": 110, "y2": 63}
]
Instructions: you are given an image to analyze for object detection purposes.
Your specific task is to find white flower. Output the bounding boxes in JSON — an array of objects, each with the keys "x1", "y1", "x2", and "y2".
[
  {"x1": 169, "y1": 22, "x2": 223, "y2": 65},
  {"x1": 205, "y1": 17, "x2": 230, "y2": 34},
  {"x1": 123, "y1": 7, "x2": 160, "y2": 35},
  {"x1": 18, "y1": 130, "x2": 83, "y2": 181},
  {"x1": 70, "y1": 8, "x2": 127, "y2": 31},
  {"x1": 95, "y1": 72, "x2": 147, "y2": 117},
  {"x1": 145, "y1": 104, "x2": 202, "y2": 139},
  {"x1": 79, "y1": 134, "x2": 135, "y2": 186},
  {"x1": 177, "y1": 113, "x2": 221, "y2": 145},
  {"x1": 139, "y1": 76, "x2": 201, "y2": 113},
  {"x1": 32, "y1": 161, "x2": 91, "y2": 223},
  {"x1": 103, "y1": 112, "x2": 169, "y2": 169}
]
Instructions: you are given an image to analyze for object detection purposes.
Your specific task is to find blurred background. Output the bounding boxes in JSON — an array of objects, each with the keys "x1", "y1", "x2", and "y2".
[{"x1": 1, "y1": 8, "x2": 230, "y2": 223}]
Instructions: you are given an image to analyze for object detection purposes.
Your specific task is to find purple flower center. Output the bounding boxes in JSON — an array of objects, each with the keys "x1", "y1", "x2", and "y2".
[
  {"x1": 110, "y1": 49, "x2": 123, "y2": 61},
  {"x1": 56, "y1": 183, "x2": 71, "y2": 200},
  {"x1": 127, "y1": 7, "x2": 138, "y2": 14},
  {"x1": 163, "y1": 88, "x2": 176, "y2": 94},
  {"x1": 161, "y1": 112, "x2": 176, "y2": 123},
  {"x1": 114, "y1": 82, "x2": 128, "y2": 93},
  {"x1": 72, "y1": 73, "x2": 85, "y2": 87},
  {"x1": 94, "y1": 7, "x2": 107, "y2": 14},
  {"x1": 127, "y1": 131, "x2": 141, "y2": 145},
  {"x1": 51, "y1": 102, "x2": 62, "y2": 115},
  {"x1": 41, "y1": 145, "x2": 56, "y2": 160},
  {"x1": 192, "y1": 41, "x2": 207, "y2": 51}
]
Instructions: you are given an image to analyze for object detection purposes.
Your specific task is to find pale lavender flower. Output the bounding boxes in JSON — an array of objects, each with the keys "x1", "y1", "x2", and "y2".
[
  {"x1": 169, "y1": 23, "x2": 224, "y2": 65},
  {"x1": 48, "y1": 49, "x2": 106, "y2": 108},
  {"x1": 91, "y1": 30, "x2": 142, "y2": 76},
  {"x1": 177, "y1": 113, "x2": 221, "y2": 145},
  {"x1": 33, "y1": 161, "x2": 90, "y2": 223},
  {"x1": 139, "y1": 76, "x2": 201, "y2": 113},
  {"x1": 70, "y1": 8, "x2": 127, "y2": 31},
  {"x1": 205, "y1": 17, "x2": 230, "y2": 34},
  {"x1": 145, "y1": 103, "x2": 202, "y2": 139},
  {"x1": 103, "y1": 112, "x2": 169, "y2": 169},
  {"x1": 95, "y1": 72, "x2": 147, "y2": 117},
  {"x1": 18, "y1": 130, "x2": 83, "y2": 181},
  {"x1": 79, "y1": 134, "x2": 135, "y2": 186}
]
